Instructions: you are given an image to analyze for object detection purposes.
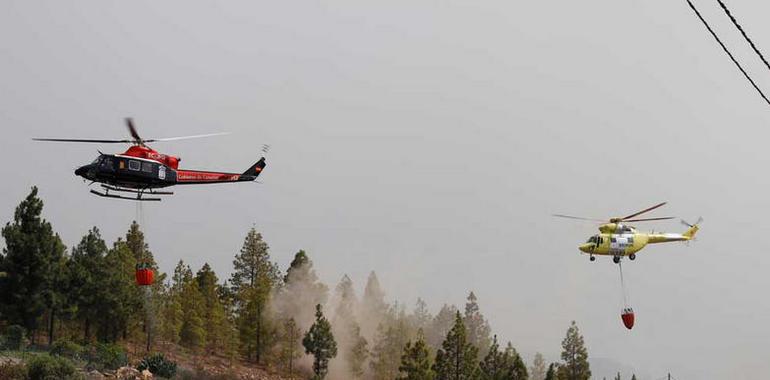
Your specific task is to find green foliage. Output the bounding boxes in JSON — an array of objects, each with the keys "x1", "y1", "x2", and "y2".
[
  {"x1": 504, "y1": 342, "x2": 528, "y2": 380},
  {"x1": 370, "y1": 319, "x2": 410, "y2": 380},
  {"x1": 0, "y1": 187, "x2": 68, "y2": 342},
  {"x1": 276, "y1": 317, "x2": 302, "y2": 375},
  {"x1": 173, "y1": 261, "x2": 206, "y2": 350},
  {"x1": 427, "y1": 304, "x2": 458, "y2": 350},
  {"x1": 50, "y1": 339, "x2": 84, "y2": 360},
  {"x1": 96, "y1": 236, "x2": 143, "y2": 343},
  {"x1": 303, "y1": 304, "x2": 337, "y2": 379},
  {"x1": 66, "y1": 227, "x2": 109, "y2": 342},
  {"x1": 432, "y1": 311, "x2": 479, "y2": 380},
  {"x1": 480, "y1": 336, "x2": 509, "y2": 380},
  {"x1": 84, "y1": 343, "x2": 128, "y2": 371},
  {"x1": 2, "y1": 325, "x2": 28, "y2": 350},
  {"x1": 464, "y1": 292, "x2": 492, "y2": 358},
  {"x1": 26, "y1": 354, "x2": 82, "y2": 380},
  {"x1": 544, "y1": 364, "x2": 556, "y2": 380},
  {"x1": 195, "y1": 263, "x2": 228, "y2": 352},
  {"x1": 556, "y1": 321, "x2": 590, "y2": 380},
  {"x1": 231, "y1": 228, "x2": 279, "y2": 363},
  {"x1": 478, "y1": 336, "x2": 527, "y2": 380},
  {"x1": 0, "y1": 361, "x2": 27, "y2": 380},
  {"x1": 138, "y1": 352, "x2": 178, "y2": 379},
  {"x1": 398, "y1": 331, "x2": 433, "y2": 380}
]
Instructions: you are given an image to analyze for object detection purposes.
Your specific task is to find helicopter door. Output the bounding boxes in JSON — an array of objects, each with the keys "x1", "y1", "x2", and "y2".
[{"x1": 610, "y1": 237, "x2": 620, "y2": 254}]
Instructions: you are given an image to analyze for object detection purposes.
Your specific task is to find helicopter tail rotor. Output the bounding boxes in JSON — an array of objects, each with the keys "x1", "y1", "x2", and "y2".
[{"x1": 681, "y1": 216, "x2": 704, "y2": 228}]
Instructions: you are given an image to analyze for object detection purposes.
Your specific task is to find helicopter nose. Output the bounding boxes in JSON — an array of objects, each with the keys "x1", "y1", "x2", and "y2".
[
  {"x1": 75, "y1": 165, "x2": 92, "y2": 179},
  {"x1": 579, "y1": 243, "x2": 593, "y2": 253}
]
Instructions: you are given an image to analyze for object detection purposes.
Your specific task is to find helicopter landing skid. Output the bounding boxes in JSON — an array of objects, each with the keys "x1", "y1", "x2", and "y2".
[{"x1": 90, "y1": 185, "x2": 173, "y2": 201}]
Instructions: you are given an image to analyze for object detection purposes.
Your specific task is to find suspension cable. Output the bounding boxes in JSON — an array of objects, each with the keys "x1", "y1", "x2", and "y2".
[
  {"x1": 684, "y1": 0, "x2": 770, "y2": 107},
  {"x1": 715, "y1": 0, "x2": 770, "y2": 74}
]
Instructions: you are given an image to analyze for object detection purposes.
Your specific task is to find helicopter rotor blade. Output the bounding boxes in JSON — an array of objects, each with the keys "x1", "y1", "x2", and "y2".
[
  {"x1": 125, "y1": 117, "x2": 142, "y2": 145},
  {"x1": 681, "y1": 217, "x2": 704, "y2": 227},
  {"x1": 552, "y1": 214, "x2": 606, "y2": 222},
  {"x1": 620, "y1": 202, "x2": 667, "y2": 221},
  {"x1": 33, "y1": 138, "x2": 132, "y2": 143},
  {"x1": 144, "y1": 132, "x2": 230, "y2": 143},
  {"x1": 622, "y1": 217, "x2": 675, "y2": 222}
]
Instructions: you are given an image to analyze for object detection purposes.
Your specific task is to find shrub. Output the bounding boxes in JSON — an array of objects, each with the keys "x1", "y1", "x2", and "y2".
[
  {"x1": 0, "y1": 361, "x2": 27, "y2": 380},
  {"x1": 84, "y1": 343, "x2": 128, "y2": 371},
  {"x1": 2, "y1": 325, "x2": 27, "y2": 350},
  {"x1": 26, "y1": 354, "x2": 83, "y2": 380},
  {"x1": 137, "y1": 353, "x2": 177, "y2": 379},
  {"x1": 50, "y1": 339, "x2": 84, "y2": 360}
]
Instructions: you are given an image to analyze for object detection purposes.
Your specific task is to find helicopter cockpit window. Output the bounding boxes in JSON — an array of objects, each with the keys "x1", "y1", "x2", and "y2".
[
  {"x1": 91, "y1": 156, "x2": 102, "y2": 165},
  {"x1": 100, "y1": 157, "x2": 113, "y2": 168}
]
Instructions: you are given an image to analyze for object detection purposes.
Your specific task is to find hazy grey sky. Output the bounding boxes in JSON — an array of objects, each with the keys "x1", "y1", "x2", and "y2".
[{"x1": 2, "y1": 1, "x2": 769, "y2": 378}]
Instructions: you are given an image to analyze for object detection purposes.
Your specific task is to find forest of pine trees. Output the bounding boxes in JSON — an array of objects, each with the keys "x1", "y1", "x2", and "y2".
[{"x1": 0, "y1": 187, "x2": 596, "y2": 379}]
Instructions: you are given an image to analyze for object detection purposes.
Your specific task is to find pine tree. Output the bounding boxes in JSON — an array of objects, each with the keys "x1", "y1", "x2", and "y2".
[
  {"x1": 428, "y1": 304, "x2": 459, "y2": 350},
  {"x1": 464, "y1": 292, "x2": 492, "y2": 358},
  {"x1": 398, "y1": 330, "x2": 434, "y2": 380},
  {"x1": 412, "y1": 298, "x2": 432, "y2": 332},
  {"x1": 231, "y1": 228, "x2": 279, "y2": 363},
  {"x1": 348, "y1": 323, "x2": 369, "y2": 378},
  {"x1": 613, "y1": 372, "x2": 621, "y2": 380},
  {"x1": 277, "y1": 317, "x2": 302, "y2": 376},
  {"x1": 504, "y1": 342, "x2": 528, "y2": 380},
  {"x1": 432, "y1": 311, "x2": 479, "y2": 380},
  {"x1": 630, "y1": 375, "x2": 637, "y2": 380},
  {"x1": 304, "y1": 304, "x2": 338, "y2": 379},
  {"x1": 97, "y1": 239, "x2": 138, "y2": 342},
  {"x1": 0, "y1": 187, "x2": 67, "y2": 344},
  {"x1": 360, "y1": 271, "x2": 387, "y2": 340},
  {"x1": 370, "y1": 324, "x2": 403, "y2": 380},
  {"x1": 479, "y1": 336, "x2": 528, "y2": 380},
  {"x1": 175, "y1": 261, "x2": 206, "y2": 350},
  {"x1": 530, "y1": 353, "x2": 547, "y2": 380},
  {"x1": 275, "y1": 250, "x2": 328, "y2": 331},
  {"x1": 479, "y1": 335, "x2": 509, "y2": 380},
  {"x1": 370, "y1": 306, "x2": 412, "y2": 380},
  {"x1": 556, "y1": 321, "x2": 590, "y2": 380},
  {"x1": 122, "y1": 221, "x2": 162, "y2": 349},
  {"x1": 196, "y1": 263, "x2": 228, "y2": 353},
  {"x1": 330, "y1": 274, "x2": 368, "y2": 378},
  {"x1": 544, "y1": 364, "x2": 556, "y2": 380},
  {"x1": 67, "y1": 227, "x2": 109, "y2": 342}
]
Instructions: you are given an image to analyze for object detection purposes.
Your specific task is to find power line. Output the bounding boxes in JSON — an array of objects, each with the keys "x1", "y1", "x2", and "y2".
[
  {"x1": 715, "y1": 0, "x2": 770, "y2": 74},
  {"x1": 684, "y1": 0, "x2": 770, "y2": 107}
]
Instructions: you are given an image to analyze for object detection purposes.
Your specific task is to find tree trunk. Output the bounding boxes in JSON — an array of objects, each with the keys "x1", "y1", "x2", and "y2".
[
  {"x1": 47, "y1": 308, "x2": 55, "y2": 346},
  {"x1": 256, "y1": 304, "x2": 262, "y2": 364},
  {"x1": 84, "y1": 318, "x2": 91, "y2": 342},
  {"x1": 146, "y1": 322, "x2": 151, "y2": 352}
]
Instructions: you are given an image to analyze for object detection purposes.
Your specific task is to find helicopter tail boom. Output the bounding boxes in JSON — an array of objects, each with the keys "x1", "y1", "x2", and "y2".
[{"x1": 647, "y1": 221, "x2": 700, "y2": 244}]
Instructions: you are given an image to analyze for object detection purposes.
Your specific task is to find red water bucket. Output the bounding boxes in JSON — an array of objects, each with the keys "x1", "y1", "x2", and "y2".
[
  {"x1": 621, "y1": 308, "x2": 634, "y2": 330},
  {"x1": 135, "y1": 268, "x2": 154, "y2": 286}
]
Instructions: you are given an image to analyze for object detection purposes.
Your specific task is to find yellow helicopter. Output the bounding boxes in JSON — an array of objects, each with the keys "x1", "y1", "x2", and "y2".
[{"x1": 554, "y1": 202, "x2": 701, "y2": 263}]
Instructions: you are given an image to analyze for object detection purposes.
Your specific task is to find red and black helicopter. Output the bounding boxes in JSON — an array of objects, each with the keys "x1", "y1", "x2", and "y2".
[{"x1": 34, "y1": 118, "x2": 267, "y2": 201}]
